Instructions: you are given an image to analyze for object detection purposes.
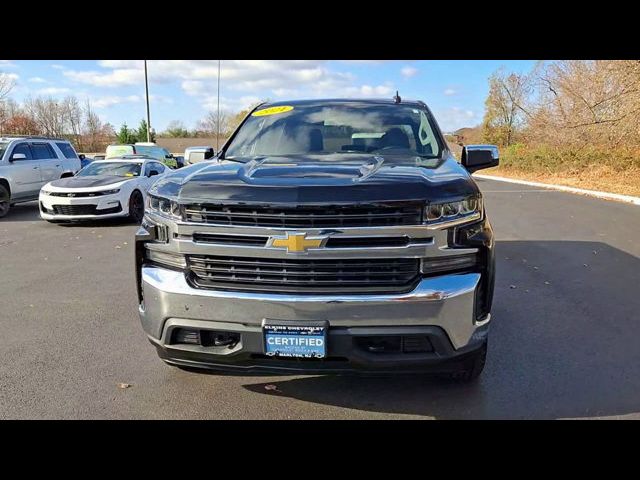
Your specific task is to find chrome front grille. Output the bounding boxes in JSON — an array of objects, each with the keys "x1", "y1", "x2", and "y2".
[
  {"x1": 182, "y1": 203, "x2": 423, "y2": 228},
  {"x1": 187, "y1": 255, "x2": 421, "y2": 294}
]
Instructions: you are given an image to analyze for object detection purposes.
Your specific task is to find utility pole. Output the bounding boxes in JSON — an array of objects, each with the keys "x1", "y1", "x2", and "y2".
[
  {"x1": 216, "y1": 59, "x2": 221, "y2": 151},
  {"x1": 144, "y1": 60, "x2": 151, "y2": 143}
]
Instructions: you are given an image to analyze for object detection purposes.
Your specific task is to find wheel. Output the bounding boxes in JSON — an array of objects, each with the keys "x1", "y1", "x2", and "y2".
[
  {"x1": 447, "y1": 341, "x2": 487, "y2": 383},
  {"x1": 128, "y1": 190, "x2": 144, "y2": 223},
  {"x1": 0, "y1": 184, "x2": 10, "y2": 218}
]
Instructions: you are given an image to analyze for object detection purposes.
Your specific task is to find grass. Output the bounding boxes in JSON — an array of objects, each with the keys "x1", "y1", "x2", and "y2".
[{"x1": 449, "y1": 142, "x2": 640, "y2": 197}]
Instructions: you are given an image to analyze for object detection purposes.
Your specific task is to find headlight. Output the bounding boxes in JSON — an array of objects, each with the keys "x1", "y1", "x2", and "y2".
[
  {"x1": 100, "y1": 188, "x2": 120, "y2": 195},
  {"x1": 147, "y1": 194, "x2": 181, "y2": 219},
  {"x1": 41, "y1": 189, "x2": 52, "y2": 196},
  {"x1": 426, "y1": 196, "x2": 482, "y2": 225}
]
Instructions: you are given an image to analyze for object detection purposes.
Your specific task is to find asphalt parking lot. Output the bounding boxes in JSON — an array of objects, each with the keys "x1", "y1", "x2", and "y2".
[{"x1": 1, "y1": 178, "x2": 639, "y2": 419}]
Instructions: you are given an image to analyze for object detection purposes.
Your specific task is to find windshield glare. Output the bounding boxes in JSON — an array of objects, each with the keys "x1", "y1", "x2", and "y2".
[
  {"x1": 224, "y1": 103, "x2": 442, "y2": 160},
  {"x1": 77, "y1": 162, "x2": 141, "y2": 177}
]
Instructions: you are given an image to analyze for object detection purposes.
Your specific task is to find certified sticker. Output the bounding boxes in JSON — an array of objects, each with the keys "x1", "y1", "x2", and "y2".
[{"x1": 251, "y1": 105, "x2": 294, "y2": 117}]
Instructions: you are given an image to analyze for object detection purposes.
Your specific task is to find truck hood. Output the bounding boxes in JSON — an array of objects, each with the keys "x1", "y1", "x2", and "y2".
[{"x1": 149, "y1": 154, "x2": 479, "y2": 204}]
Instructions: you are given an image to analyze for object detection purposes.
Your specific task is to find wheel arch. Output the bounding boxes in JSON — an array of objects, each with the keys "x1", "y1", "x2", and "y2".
[{"x1": 0, "y1": 178, "x2": 10, "y2": 196}]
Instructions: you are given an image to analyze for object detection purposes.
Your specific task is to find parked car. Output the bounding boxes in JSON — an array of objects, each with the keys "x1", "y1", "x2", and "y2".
[
  {"x1": 105, "y1": 143, "x2": 179, "y2": 168},
  {"x1": 39, "y1": 155, "x2": 167, "y2": 223},
  {"x1": 136, "y1": 98, "x2": 499, "y2": 381},
  {"x1": 184, "y1": 146, "x2": 215, "y2": 165},
  {"x1": 0, "y1": 136, "x2": 82, "y2": 218}
]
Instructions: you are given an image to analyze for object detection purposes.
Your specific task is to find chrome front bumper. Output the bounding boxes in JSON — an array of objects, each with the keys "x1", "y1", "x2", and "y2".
[{"x1": 139, "y1": 266, "x2": 489, "y2": 351}]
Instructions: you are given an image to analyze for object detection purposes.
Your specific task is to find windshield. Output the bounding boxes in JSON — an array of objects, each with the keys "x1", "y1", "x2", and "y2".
[
  {"x1": 0, "y1": 142, "x2": 9, "y2": 159},
  {"x1": 224, "y1": 102, "x2": 442, "y2": 161},
  {"x1": 77, "y1": 162, "x2": 141, "y2": 177}
]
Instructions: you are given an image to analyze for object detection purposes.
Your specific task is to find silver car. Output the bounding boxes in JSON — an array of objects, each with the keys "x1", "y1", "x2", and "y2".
[
  {"x1": 184, "y1": 146, "x2": 215, "y2": 165},
  {"x1": 0, "y1": 136, "x2": 81, "y2": 218}
]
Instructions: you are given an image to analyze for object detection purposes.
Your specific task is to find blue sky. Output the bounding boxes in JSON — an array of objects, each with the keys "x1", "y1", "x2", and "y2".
[{"x1": 0, "y1": 60, "x2": 536, "y2": 133}]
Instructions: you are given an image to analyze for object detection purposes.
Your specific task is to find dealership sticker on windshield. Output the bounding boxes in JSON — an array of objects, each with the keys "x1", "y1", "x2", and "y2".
[{"x1": 252, "y1": 105, "x2": 294, "y2": 117}]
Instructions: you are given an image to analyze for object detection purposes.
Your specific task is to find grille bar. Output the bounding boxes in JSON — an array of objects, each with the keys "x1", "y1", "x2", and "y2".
[
  {"x1": 49, "y1": 191, "x2": 109, "y2": 197},
  {"x1": 51, "y1": 204, "x2": 122, "y2": 216},
  {"x1": 183, "y1": 203, "x2": 423, "y2": 228},
  {"x1": 187, "y1": 255, "x2": 420, "y2": 294}
]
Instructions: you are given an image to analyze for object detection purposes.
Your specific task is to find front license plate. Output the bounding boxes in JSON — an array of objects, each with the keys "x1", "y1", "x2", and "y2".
[{"x1": 263, "y1": 322, "x2": 326, "y2": 359}]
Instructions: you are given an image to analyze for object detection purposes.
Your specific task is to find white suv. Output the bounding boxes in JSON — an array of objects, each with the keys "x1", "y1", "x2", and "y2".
[{"x1": 0, "y1": 136, "x2": 81, "y2": 218}]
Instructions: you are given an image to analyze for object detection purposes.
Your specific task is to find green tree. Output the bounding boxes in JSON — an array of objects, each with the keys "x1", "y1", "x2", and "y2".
[
  {"x1": 135, "y1": 119, "x2": 156, "y2": 143},
  {"x1": 116, "y1": 123, "x2": 137, "y2": 144}
]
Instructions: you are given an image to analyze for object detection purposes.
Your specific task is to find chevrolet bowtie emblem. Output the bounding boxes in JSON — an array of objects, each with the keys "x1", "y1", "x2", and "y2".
[{"x1": 269, "y1": 232, "x2": 326, "y2": 253}]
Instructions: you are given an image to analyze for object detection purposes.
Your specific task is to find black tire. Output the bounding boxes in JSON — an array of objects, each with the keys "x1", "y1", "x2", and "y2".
[
  {"x1": 0, "y1": 184, "x2": 10, "y2": 218},
  {"x1": 448, "y1": 341, "x2": 487, "y2": 383},
  {"x1": 128, "y1": 190, "x2": 144, "y2": 223}
]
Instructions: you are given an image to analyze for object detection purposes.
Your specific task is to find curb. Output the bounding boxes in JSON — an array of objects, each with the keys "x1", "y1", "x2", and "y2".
[{"x1": 473, "y1": 174, "x2": 640, "y2": 206}]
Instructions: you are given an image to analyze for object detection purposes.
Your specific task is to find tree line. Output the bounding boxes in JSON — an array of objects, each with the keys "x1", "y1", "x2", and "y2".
[
  {"x1": 0, "y1": 93, "x2": 115, "y2": 153},
  {"x1": 158, "y1": 109, "x2": 251, "y2": 139},
  {"x1": 480, "y1": 60, "x2": 640, "y2": 151}
]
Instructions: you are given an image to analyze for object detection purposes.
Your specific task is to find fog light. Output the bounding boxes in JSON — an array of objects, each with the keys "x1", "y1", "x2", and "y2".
[
  {"x1": 145, "y1": 248, "x2": 186, "y2": 269},
  {"x1": 421, "y1": 254, "x2": 478, "y2": 274},
  {"x1": 173, "y1": 328, "x2": 200, "y2": 345}
]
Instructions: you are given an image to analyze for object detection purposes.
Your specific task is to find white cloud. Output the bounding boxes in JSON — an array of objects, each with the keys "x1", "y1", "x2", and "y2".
[
  {"x1": 91, "y1": 95, "x2": 141, "y2": 108},
  {"x1": 3, "y1": 73, "x2": 19, "y2": 81},
  {"x1": 64, "y1": 68, "x2": 143, "y2": 87},
  {"x1": 434, "y1": 107, "x2": 478, "y2": 131},
  {"x1": 401, "y1": 66, "x2": 418, "y2": 78},
  {"x1": 65, "y1": 60, "x2": 358, "y2": 96},
  {"x1": 28, "y1": 77, "x2": 47, "y2": 83},
  {"x1": 51, "y1": 64, "x2": 66, "y2": 70},
  {"x1": 444, "y1": 88, "x2": 457, "y2": 96},
  {"x1": 0, "y1": 60, "x2": 17, "y2": 68},
  {"x1": 355, "y1": 84, "x2": 393, "y2": 96},
  {"x1": 36, "y1": 87, "x2": 71, "y2": 95}
]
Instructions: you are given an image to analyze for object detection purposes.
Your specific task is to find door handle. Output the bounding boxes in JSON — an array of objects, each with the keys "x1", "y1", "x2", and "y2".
[
  {"x1": 33, "y1": 166, "x2": 39, "y2": 169},
  {"x1": 56, "y1": 164, "x2": 61, "y2": 167}
]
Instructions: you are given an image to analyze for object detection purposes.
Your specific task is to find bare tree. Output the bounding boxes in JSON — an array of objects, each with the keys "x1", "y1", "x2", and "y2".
[
  {"x1": 83, "y1": 99, "x2": 107, "y2": 152},
  {"x1": 0, "y1": 73, "x2": 16, "y2": 133},
  {"x1": 0, "y1": 72, "x2": 14, "y2": 102},
  {"x1": 63, "y1": 96, "x2": 83, "y2": 150},
  {"x1": 197, "y1": 110, "x2": 232, "y2": 137},
  {"x1": 24, "y1": 97, "x2": 68, "y2": 137}
]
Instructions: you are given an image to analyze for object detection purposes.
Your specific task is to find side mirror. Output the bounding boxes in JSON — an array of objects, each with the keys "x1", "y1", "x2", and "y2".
[
  {"x1": 10, "y1": 153, "x2": 27, "y2": 162},
  {"x1": 79, "y1": 154, "x2": 86, "y2": 160},
  {"x1": 148, "y1": 170, "x2": 159, "y2": 177},
  {"x1": 461, "y1": 145, "x2": 499, "y2": 173},
  {"x1": 165, "y1": 154, "x2": 173, "y2": 159}
]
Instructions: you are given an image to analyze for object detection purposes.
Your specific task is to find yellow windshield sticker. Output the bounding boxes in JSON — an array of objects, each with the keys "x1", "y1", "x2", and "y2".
[
  {"x1": 252, "y1": 106, "x2": 294, "y2": 117},
  {"x1": 125, "y1": 173, "x2": 135, "y2": 177}
]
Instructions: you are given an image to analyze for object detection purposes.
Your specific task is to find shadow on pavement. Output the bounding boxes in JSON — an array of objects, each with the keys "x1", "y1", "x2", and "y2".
[
  {"x1": 242, "y1": 240, "x2": 640, "y2": 419},
  {"x1": 0, "y1": 202, "x2": 137, "y2": 227},
  {"x1": 1, "y1": 202, "x2": 41, "y2": 223}
]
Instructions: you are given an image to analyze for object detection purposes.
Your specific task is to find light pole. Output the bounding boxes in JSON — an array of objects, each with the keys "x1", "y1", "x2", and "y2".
[
  {"x1": 144, "y1": 60, "x2": 151, "y2": 143},
  {"x1": 216, "y1": 59, "x2": 221, "y2": 151}
]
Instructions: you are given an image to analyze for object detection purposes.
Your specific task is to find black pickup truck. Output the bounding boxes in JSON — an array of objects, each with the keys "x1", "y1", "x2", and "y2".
[{"x1": 135, "y1": 98, "x2": 499, "y2": 381}]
